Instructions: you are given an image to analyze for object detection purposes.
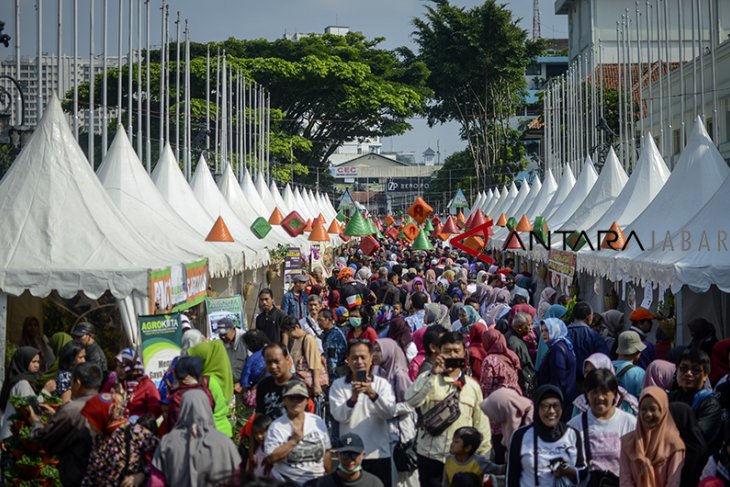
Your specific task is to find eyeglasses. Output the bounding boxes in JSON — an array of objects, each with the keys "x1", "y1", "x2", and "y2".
[
  {"x1": 678, "y1": 364, "x2": 704, "y2": 375},
  {"x1": 539, "y1": 402, "x2": 562, "y2": 412}
]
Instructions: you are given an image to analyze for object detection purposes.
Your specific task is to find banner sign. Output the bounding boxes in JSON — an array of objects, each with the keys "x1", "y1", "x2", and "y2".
[
  {"x1": 547, "y1": 249, "x2": 577, "y2": 295},
  {"x1": 386, "y1": 178, "x2": 431, "y2": 192},
  {"x1": 330, "y1": 166, "x2": 359, "y2": 178},
  {"x1": 149, "y1": 259, "x2": 209, "y2": 314},
  {"x1": 206, "y1": 295, "x2": 245, "y2": 336},
  {"x1": 283, "y1": 246, "x2": 303, "y2": 291},
  {"x1": 139, "y1": 313, "x2": 182, "y2": 386}
]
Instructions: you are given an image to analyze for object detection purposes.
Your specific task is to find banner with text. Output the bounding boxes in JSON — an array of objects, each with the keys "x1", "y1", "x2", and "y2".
[
  {"x1": 547, "y1": 250, "x2": 577, "y2": 295},
  {"x1": 149, "y1": 259, "x2": 209, "y2": 314},
  {"x1": 283, "y1": 247, "x2": 303, "y2": 291},
  {"x1": 139, "y1": 313, "x2": 182, "y2": 386},
  {"x1": 386, "y1": 178, "x2": 431, "y2": 193},
  {"x1": 206, "y1": 295, "x2": 245, "y2": 336}
]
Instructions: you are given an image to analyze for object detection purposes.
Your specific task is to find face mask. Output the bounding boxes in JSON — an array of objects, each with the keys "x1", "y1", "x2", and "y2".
[
  {"x1": 337, "y1": 464, "x2": 362, "y2": 475},
  {"x1": 349, "y1": 317, "x2": 362, "y2": 327}
]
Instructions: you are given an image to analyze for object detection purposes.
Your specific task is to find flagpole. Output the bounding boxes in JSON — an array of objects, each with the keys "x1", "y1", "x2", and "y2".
[
  {"x1": 708, "y1": 0, "x2": 718, "y2": 144},
  {"x1": 214, "y1": 50, "x2": 219, "y2": 171},
  {"x1": 158, "y1": 0, "x2": 165, "y2": 156},
  {"x1": 102, "y1": 0, "x2": 108, "y2": 156},
  {"x1": 662, "y1": 0, "x2": 672, "y2": 156},
  {"x1": 220, "y1": 53, "x2": 227, "y2": 170},
  {"x1": 248, "y1": 79, "x2": 253, "y2": 174},
  {"x1": 57, "y1": 0, "x2": 63, "y2": 98},
  {"x1": 626, "y1": 10, "x2": 636, "y2": 169},
  {"x1": 117, "y1": 0, "x2": 123, "y2": 118},
  {"x1": 645, "y1": 1, "x2": 653, "y2": 133},
  {"x1": 37, "y1": 0, "x2": 43, "y2": 120},
  {"x1": 136, "y1": 0, "x2": 142, "y2": 157},
  {"x1": 73, "y1": 0, "x2": 79, "y2": 138},
  {"x1": 266, "y1": 91, "x2": 271, "y2": 182},
  {"x1": 229, "y1": 68, "x2": 233, "y2": 164},
  {"x1": 697, "y1": 0, "x2": 705, "y2": 122},
  {"x1": 691, "y1": 0, "x2": 697, "y2": 117},
  {"x1": 145, "y1": 0, "x2": 151, "y2": 170},
  {"x1": 677, "y1": 0, "x2": 686, "y2": 147},
  {"x1": 89, "y1": 0, "x2": 95, "y2": 167},
  {"x1": 205, "y1": 46, "x2": 210, "y2": 155},
  {"x1": 184, "y1": 19, "x2": 190, "y2": 177},
  {"x1": 599, "y1": 41, "x2": 604, "y2": 146},
  {"x1": 236, "y1": 71, "x2": 241, "y2": 179},
  {"x1": 164, "y1": 4, "x2": 170, "y2": 148},
  {"x1": 591, "y1": 48, "x2": 597, "y2": 153},
  {"x1": 174, "y1": 11, "x2": 180, "y2": 162},
  {"x1": 14, "y1": 0, "x2": 21, "y2": 127},
  {"x1": 127, "y1": 0, "x2": 134, "y2": 140},
  {"x1": 242, "y1": 76, "x2": 247, "y2": 174},
  {"x1": 635, "y1": 3, "x2": 643, "y2": 137},
  {"x1": 617, "y1": 21, "x2": 624, "y2": 163}
]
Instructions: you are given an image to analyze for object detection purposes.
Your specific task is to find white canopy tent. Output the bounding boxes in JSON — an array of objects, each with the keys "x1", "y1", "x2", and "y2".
[
  {"x1": 281, "y1": 184, "x2": 296, "y2": 215},
  {"x1": 545, "y1": 158, "x2": 598, "y2": 228},
  {"x1": 240, "y1": 169, "x2": 302, "y2": 247},
  {"x1": 471, "y1": 192, "x2": 485, "y2": 214},
  {"x1": 97, "y1": 128, "x2": 246, "y2": 278},
  {"x1": 512, "y1": 178, "x2": 542, "y2": 221},
  {"x1": 269, "y1": 180, "x2": 287, "y2": 213},
  {"x1": 525, "y1": 168, "x2": 558, "y2": 220},
  {"x1": 538, "y1": 165, "x2": 576, "y2": 221},
  {"x1": 502, "y1": 180, "x2": 531, "y2": 220},
  {"x1": 490, "y1": 182, "x2": 518, "y2": 219},
  {"x1": 482, "y1": 185, "x2": 506, "y2": 216}
]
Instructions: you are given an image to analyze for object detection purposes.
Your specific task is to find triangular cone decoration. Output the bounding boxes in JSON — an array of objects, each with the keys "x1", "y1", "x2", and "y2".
[
  {"x1": 317, "y1": 213, "x2": 327, "y2": 225},
  {"x1": 411, "y1": 229, "x2": 434, "y2": 250},
  {"x1": 496, "y1": 213, "x2": 507, "y2": 227},
  {"x1": 442, "y1": 216, "x2": 459, "y2": 234},
  {"x1": 375, "y1": 219, "x2": 383, "y2": 231},
  {"x1": 423, "y1": 219, "x2": 434, "y2": 233},
  {"x1": 366, "y1": 218, "x2": 378, "y2": 235},
  {"x1": 432, "y1": 222, "x2": 443, "y2": 236},
  {"x1": 470, "y1": 210, "x2": 486, "y2": 230},
  {"x1": 308, "y1": 219, "x2": 330, "y2": 242},
  {"x1": 431, "y1": 215, "x2": 442, "y2": 226},
  {"x1": 385, "y1": 214, "x2": 396, "y2": 226},
  {"x1": 407, "y1": 197, "x2": 434, "y2": 225},
  {"x1": 303, "y1": 219, "x2": 313, "y2": 232},
  {"x1": 515, "y1": 214, "x2": 532, "y2": 232},
  {"x1": 465, "y1": 211, "x2": 476, "y2": 229},
  {"x1": 268, "y1": 207, "x2": 284, "y2": 225},
  {"x1": 533, "y1": 216, "x2": 549, "y2": 245},
  {"x1": 344, "y1": 210, "x2": 371, "y2": 237},
  {"x1": 506, "y1": 217, "x2": 518, "y2": 230},
  {"x1": 206, "y1": 216, "x2": 235, "y2": 242},
  {"x1": 456, "y1": 211, "x2": 467, "y2": 227},
  {"x1": 601, "y1": 222, "x2": 628, "y2": 250},
  {"x1": 328, "y1": 220, "x2": 341, "y2": 234},
  {"x1": 503, "y1": 230, "x2": 524, "y2": 250}
]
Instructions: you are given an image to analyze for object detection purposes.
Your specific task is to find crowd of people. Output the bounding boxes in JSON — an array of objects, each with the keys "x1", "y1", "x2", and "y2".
[{"x1": 2, "y1": 243, "x2": 730, "y2": 487}]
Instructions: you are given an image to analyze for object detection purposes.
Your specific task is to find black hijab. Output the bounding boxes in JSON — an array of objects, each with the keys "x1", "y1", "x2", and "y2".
[
  {"x1": 0, "y1": 346, "x2": 41, "y2": 411},
  {"x1": 669, "y1": 402, "x2": 708, "y2": 487},
  {"x1": 533, "y1": 384, "x2": 568, "y2": 442}
]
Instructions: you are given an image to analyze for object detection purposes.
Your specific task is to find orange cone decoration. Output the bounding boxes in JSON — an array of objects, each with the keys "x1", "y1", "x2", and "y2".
[
  {"x1": 317, "y1": 213, "x2": 327, "y2": 225},
  {"x1": 384, "y1": 215, "x2": 395, "y2": 227},
  {"x1": 601, "y1": 222, "x2": 628, "y2": 250},
  {"x1": 442, "y1": 216, "x2": 459, "y2": 235},
  {"x1": 432, "y1": 222, "x2": 443, "y2": 236},
  {"x1": 308, "y1": 219, "x2": 330, "y2": 242},
  {"x1": 496, "y1": 212, "x2": 508, "y2": 227},
  {"x1": 303, "y1": 219, "x2": 313, "y2": 232},
  {"x1": 327, "y1": 220, "x2": 340, "y2": 234},
  {"x1": 206, "y1": 216, "x2": 235, "y2": 242},
  {"x1": 268, "y1": 208, "x2": 284, "y2": 225},
  {"x1": 515, "y1": 214, "x2": 532, "y2": 232},
  {"x1": 456, "y1": 211, "x2": 467, "y2": 227}
]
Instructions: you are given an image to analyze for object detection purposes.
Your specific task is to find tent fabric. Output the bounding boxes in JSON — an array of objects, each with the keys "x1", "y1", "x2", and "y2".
[
  {"x1": 471, "y1": 192, "x2": 484, "y2": 214},
  {"x1": 240, "y1": 169, "x2": 301, "y2": 246},
  {"x1": 482, "y1": 186, "x2": 506, "y2": 216},
  {"x1": 189, "y1": 159, "x2": 270, "y2": 268},
  {"x1": 97, "y1": 129, "x2": 245, "y2": 278},
  {"x1": 525, "y1": 168, "x2": 558, "y2": 220},
  {"x1": 546, "y1": 158, "x2": 598, "y2": 229},
  {"x1": 0, "y1": 94, "x2": 172, "y2": 300},
  {"x1": 502, "y1": 181, "x2": 530, "y2": 219},
  {"x1": 512, "y1": 178, "x2": 542, "y2": 221},
  {"x1": 611, "y1": 118, "x2": 730, "y2": 285},
  {"x1": 538, "y1": 165, "x2": 576, "y2": 223},
  {"x1": 578, "y1": 135, "x2": 670, "y2": 276},
  {"x1": 489, "y1": 182, "x2": 518, "y2": 219},
  {"x1": 151, "y1": 146, "x2": 260, "y2": 268}
]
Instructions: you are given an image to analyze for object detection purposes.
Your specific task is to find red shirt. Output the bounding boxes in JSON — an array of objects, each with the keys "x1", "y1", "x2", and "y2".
[
  {"x1": 347, "y1": 326, "x2": 378, "y2": 345},
  {"x1": 126, "y1": 376, "x2": 162, "y2": 419}
]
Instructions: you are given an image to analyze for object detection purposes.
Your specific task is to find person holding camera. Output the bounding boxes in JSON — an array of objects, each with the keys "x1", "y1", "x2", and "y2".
[
  {"x1": 404, "y1": 332, "x2": 490, "y2": 487},
  {"x1": 329, "y1": 340, "x2": 397, "y2": 487},
  {"x1": 506, "y1": 385, "x2": 586, "y2": 487}
]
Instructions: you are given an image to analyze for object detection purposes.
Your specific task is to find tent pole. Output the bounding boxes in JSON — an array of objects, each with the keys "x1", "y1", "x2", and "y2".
[
  {"x1": 0, "y1": 293, "x2": 7, "y2": 389},
  {"x1": 675, "y1": 288, "x2": 684, "y2": 346}
]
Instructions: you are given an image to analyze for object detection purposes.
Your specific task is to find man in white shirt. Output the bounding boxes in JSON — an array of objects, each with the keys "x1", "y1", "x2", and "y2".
[{"x1": 329, "y1": 340, "x2": 397, "y2": 487}]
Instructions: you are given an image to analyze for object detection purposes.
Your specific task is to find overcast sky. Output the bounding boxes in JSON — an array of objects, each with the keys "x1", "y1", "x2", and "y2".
[{"x1": 1, "y1": 0, "x2": 567, "y2": 160}]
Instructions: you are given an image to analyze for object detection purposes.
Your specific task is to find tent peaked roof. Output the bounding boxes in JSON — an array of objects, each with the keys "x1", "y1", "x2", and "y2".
[
  {"x1": 513, "y1": 177, "x2": 541, "y2": 219},
  {"x1": 0, "y1": 94, "x2": 171, "y2": 299},
  {"x1": 483, "y1": 185, "x2": 507, "y2": 216},
  {"x1": 282, "y1": 184, "x2": 295, "y2": 214},
  {"x1": 269, "y1": 180, "x2": 287, "y2": 210},
  {"x1": 503, "y1": 180, "x2": 530, "y2": 219},
  {"x1": 240, "y1": 169, "x2": 269, "y2": 216},
  {"x1": 547, "y1": 158, "x2": 597, "y2": 228},
  {"x1": 540, "y1": 164, "x2": 576, "y2": 220},
  {"x1": 255, "y1": 172, "x2": 277, "y2": 209},
  {"x1": 190, "y1": 157, "x2": 269, "y2": 267},
  {"x1": 526, "y1": 168, "x2": 558, "y2": 219},
  {"x1": 557, "y1": 147, "x2": 628, "y2": 233},
  {"x1": 97, "y1": 127, "x2": 244, "y2": 277}
]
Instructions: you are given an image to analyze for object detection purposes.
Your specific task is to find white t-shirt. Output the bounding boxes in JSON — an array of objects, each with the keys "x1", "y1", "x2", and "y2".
[
  {"x1": 264, "y1": 412, "x2": 331, "y2": 484},
  {"x1": 507, "y1": 425, "x2": 584, "y2": 487},
  {"x1": 568, "y1": 408, "x2": 636, "y2": 474}
]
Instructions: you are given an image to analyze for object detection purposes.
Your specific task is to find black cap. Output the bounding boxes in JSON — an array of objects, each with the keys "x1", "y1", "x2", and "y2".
[
  {"x1": 217, "y1": 317, "x2": 234, "y2": 334},
  {"x1": 334, "y1": 433, "x2": 365, "y2": 453},
  {"x1": 70, "y1": 321, "x2": 96, "y2": 338}
]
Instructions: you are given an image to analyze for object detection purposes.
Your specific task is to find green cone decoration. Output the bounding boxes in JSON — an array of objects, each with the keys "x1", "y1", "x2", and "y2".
[
  {"x1": 376, "y1": 228, "x2": 385, "y2": 239},
  {"x1": 366, "y1": 218, "x2": 378, "y2": 235},
  {"x1": 533, "y1": 216, "x2": 549, "y2": 244},
  {"x1": 411, "y1": 229, "x2": 434, "y2": 250},
  {"x1": 343, "y1": 210, "x2": 371, "y2": 237},
  {"x1": 423, "y1": 219, "x2": 434, "y2": 234},
  {"x1": 506, "y1": 217, "x2": 518, "y2": 230}
]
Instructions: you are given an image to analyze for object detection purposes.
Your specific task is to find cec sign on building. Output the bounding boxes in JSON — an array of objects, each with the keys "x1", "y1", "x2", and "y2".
[{"x1": 330, "y1": 166, "x2": 358, "y2": 178}]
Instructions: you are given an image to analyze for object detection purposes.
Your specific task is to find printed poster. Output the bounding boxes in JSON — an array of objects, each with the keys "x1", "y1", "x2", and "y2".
[
  {"x1": 283, "y1": 246, "x2": 303, "y2": 291},
  {"x1": 139, "y1": 313, "x2": 182, "y2": 386},
  {"x1": 547, "y1": 249, "x2": 577, "y2": 295},
  {"x1": 148, "y1": 259, "x2": 209, "y2": 314},
  {"x1": 206, "y1": 295, "x2": 245, "y2": 336}
]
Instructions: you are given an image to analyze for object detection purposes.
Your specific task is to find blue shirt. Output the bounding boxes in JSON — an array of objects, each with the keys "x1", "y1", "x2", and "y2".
[
  {"x1": 567, "y1": 322, "x2": 609, "y2": 373},
  {"x1": 281, "y1": 290, "x2": 308, "y2": 320},
  {"x1": 240, "y1": 349, "x2": 267, "y2": 387},
  {"x1": 405, "y1": 310, "x2": 426, "y2": 332},
  {"x1": 322, "y1": 327, "x2": 347, "y2": 377},
  {"x1": 612, "y1": 360, "x2": 646, "y2": 398}
]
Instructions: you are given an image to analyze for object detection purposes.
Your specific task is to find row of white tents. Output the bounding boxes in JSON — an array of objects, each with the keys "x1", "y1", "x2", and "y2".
[
  {"x1": 0, "y1": 95, "x2": 340, "y2": 355},
  {"x1": 470, "y1": 117, "x2": 730, "y2": 337}
]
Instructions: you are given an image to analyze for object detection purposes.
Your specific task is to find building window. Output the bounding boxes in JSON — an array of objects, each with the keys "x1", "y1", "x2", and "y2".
[{"x1": 526, "y1": 63, "x2": 541, "y2": 75}]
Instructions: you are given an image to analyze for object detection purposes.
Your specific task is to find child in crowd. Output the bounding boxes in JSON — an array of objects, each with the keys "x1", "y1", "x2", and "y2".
[
  {"x1": 443, "y1": 426, "x2": 504, "y2": 487},
  {"x1": 246, "y1": 414, "x2": 273, "y2": 479}
]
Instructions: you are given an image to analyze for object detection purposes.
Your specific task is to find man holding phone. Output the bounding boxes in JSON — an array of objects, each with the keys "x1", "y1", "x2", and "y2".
[
  {"x1": 329, "y1": 340, "x2": 397, "y2": 487},
  {"x1": 405, "y1": 332, "x2": 491, "y2": 487}
]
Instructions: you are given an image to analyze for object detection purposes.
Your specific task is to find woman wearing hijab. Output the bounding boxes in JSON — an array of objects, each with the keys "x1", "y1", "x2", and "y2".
[
  {"x1": 40, "y1": 331, "x2": 73, "y2": 388},
  {"x1": 484, "y1": 288, "x2": 512, "y2": 327},
  {"x1": 453, "y1": 305, "x2": 484, "y2": 340},
  {"x1": 0, "y1": 347, "x2": 55, "y2": 440},
  {"x1": 376, "y1": 338, "x2": 411, "y2": 402},
  {"x1": 468, "y1": 323, "x2": 488, "y2": 381},
  {"x1": 19, "y1": 316, "x2": 55, "y2": 371},
  {"x1": 480, "y1": 329, "x2": 522, "y2": 399},
  {"x1": 571, "y1": 353, "x2": 638, "y2": 417},
  {"x1": 114, "y1": 348, "x2": 162, "y2": 419},
  {"x1": 710, "y1": 338, "x2": 730, "y2": 387},
  {"x1": 535, "y1": 288, "x2": 557, "y2": 321},
  {"x1": 164, "y1": 356, "x2": 216, "y2": 433},
  {"x1": 480, "y1": 387, "x2": 533, "y2": 463},
  {"x1": 506, "y1": 385, "x2": 586, "y2": 486},
  {"x1": 187, "y1": 340, "x2": 234, "y2": 437},
  {"x1": 408, "y1": 326, "x2": 428, "y2": 381},
  {"x1": 620, "y1": 386, "x2": 685, "y2": 487},
  {"x1": 538, "y1": 318, "x2": 577, "y2": 422},
  {"x1": 150, "y1": 390, "x2": 242, "y2": 487},
  {"x1": 387, "y1": 318, "x2": 417, "y2": 362},
  {"x1": 601, "y1": 310, "x2": 625, "y2": 347},
  {"x1": 424, "y1": 303, "x2": 450, "y2": 329},
  {"x1": 642, "y1": 359, "x2": 676, "y2": 390},
  {"x1": 535, "y1": 304, "x2": 568, "y2": 371},
  {"x1": 425, "y1": 269, "x2": 438, "y2": 300},
  {"x1": 669, "y1": 402, "x2": 709, "y2": 487}
]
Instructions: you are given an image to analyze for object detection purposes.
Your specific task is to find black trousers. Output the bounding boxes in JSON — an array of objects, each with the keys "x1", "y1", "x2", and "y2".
[
  {"x1": 417, "y1": 454, "x2": 444, "y2": 487},
  {"x1": 362, "y1": 457, "x2": 393, "y2": 487}
]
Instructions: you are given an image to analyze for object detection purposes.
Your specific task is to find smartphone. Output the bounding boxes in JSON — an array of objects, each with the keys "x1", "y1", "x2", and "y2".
[
  {"x1": 355, "y1": 370, "x2": 368, "y2": 382},
  {"x1": 444, "y1": 358, "x2": 466, "y2": 369}
]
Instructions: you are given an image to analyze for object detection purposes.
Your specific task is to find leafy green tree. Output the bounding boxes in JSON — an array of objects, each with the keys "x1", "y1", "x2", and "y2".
[
  {"x1": 424, "y1": 149, "x2": 478, "y2": 210},
  {"x1": 413, "y1": 0, "x2": 544, "y2": 188}
]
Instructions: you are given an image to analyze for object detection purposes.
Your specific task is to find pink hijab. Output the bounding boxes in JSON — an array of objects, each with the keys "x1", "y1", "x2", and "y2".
[
  {"x1": 480, "y1": 387, "x2": 533, "y2": 447},
  {"x1": 642, "y1": 360, "x2": 676, "y2": 390},
  {"x1": 407, "y1": 327, "x2": 428, "y2": 381},
  {"x1": 482, "y1": 329, "x2": 521, "y2": 370}
]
